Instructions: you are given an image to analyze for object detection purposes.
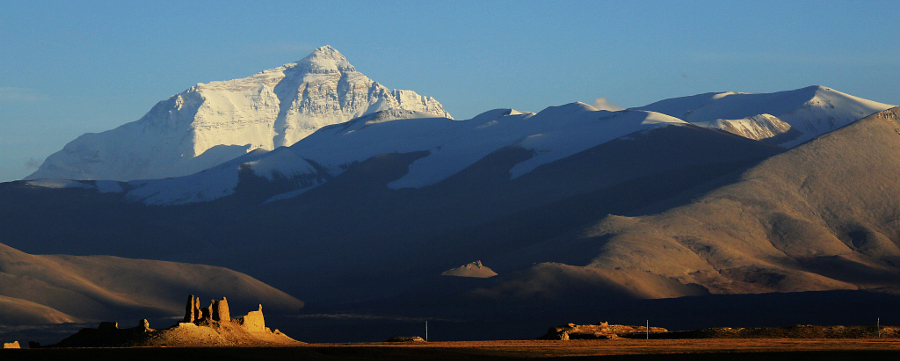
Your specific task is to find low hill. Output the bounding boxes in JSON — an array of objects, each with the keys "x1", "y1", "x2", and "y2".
[{"x1": 0, "y1": 242, "x2": 304, "y2": 325}]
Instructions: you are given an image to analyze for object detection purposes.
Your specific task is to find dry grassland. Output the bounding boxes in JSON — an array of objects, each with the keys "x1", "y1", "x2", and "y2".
[{"x1": 3, "y1": 338, "x2": 900, "y2": 360}]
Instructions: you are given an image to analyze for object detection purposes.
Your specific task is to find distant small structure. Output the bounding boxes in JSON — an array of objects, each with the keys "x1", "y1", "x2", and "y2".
[
  {"x1": 441, "y1": 260, "x2": 498, "y2": 278},
  {"x1": 2, "y1": 341, "x2": 20, "y2": 349},
  {"x1": 387, "y1": 336, "x2": 426, "y2": 342}
]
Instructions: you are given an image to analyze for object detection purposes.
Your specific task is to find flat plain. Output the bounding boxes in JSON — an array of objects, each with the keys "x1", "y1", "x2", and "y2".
[{"x1": 3, "y1": 339, "x2": 900, "y2": 360}]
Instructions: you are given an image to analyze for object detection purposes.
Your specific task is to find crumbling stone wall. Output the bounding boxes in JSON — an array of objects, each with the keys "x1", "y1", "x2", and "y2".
[
  {"x1": 184, "y1": 295, "x2": 201, "y2": 323},
  {"x1": 240, "y1": 305, "x2": 266, "y2": 332},
  {"x1": 212, "y1": 297, "x2": 231, "y2": 322}
]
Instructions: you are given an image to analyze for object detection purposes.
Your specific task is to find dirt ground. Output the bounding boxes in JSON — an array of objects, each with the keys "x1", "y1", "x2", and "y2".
[{"x1": 3, "y1": 338, "x2": 900, "y2": 360}]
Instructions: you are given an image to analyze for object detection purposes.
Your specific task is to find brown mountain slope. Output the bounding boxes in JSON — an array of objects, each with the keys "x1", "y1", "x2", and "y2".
[
  {"x1": 475, "y1": 106, "x2": 900, "y2": 301},
  {"x1": 0, "y1": 295, "x2": 79, "y2": 325},
  {"x1": 0, "y1": 242, "x2": 304, "y2": 325},
  {"x1": 576, "y1": 106, "x2": 900, "y2": 295}
]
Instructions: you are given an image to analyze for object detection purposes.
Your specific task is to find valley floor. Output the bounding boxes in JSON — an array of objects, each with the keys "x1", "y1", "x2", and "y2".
[{"x1": 3, "y1": 339, "x2": 900, "y2": 360}]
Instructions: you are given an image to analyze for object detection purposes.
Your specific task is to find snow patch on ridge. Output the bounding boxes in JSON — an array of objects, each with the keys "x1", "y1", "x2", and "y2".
[
  {"x1": 288, "y1": 103, "x2": 685, "y2": 190},
  {"x1": 508, "y1": 110, "x2": 687, "y2": 178},
  {"x1": 26, "y1": 179, "x2": 91, "y2": 190},
  {"x1": 124, "y1": 149, "x2": 272, "y2": 205},
  {"x1": 635, "y1": 86, "x2": 894, "y2": 147},
  {"x1": 126, "y1": 168, "x2": 240, "y2": 206},
  {"x1": 94, "y1": 180, "x2": 124, "y2": 193},
  {"x1": 706, "y1": 114, "x2": 793, "y2": 141},
  {"x1": 25, "y1": 179, "x2": 124, "y2": 193},
  {"x1": 246, "y1": 147, "x2": 319, "y2": 180}
]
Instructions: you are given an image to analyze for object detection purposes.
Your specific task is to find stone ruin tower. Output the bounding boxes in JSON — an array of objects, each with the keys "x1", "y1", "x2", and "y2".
[
  {"x1": 184, "y1": 294, "x2": 231, "y2": 323},
  {"x1": 182, "y1": 294, "x2": 267, "y2": 332}
]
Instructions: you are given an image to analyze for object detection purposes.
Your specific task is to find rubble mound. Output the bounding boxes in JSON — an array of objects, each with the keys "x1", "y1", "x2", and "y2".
[
  {"x1": 50, "y1": 295, "x2": 301, "y2": 347},
  {"x1": 540, "y1": 322, "x2": 668, "y2": 340}
]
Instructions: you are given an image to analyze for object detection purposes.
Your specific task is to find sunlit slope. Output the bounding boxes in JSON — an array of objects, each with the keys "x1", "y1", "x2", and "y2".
[
  {"x1": 0, "y1": 295, "x2": 79, "y2": 325},
  {"x1": 559, "y1": 106, "x2": 900, "y2": 295},
  {"x1": 0, "y1": 242, "x2": 304, "y2": 325}
]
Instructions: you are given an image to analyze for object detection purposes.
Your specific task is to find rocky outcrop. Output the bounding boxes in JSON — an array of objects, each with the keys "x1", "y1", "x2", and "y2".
[
  {"x1": 540, "y1": 322, "x2": 668, "y2": 340},
  {"x1": 441, "y1": 260, "x2": 498, "y2": 278},
  {"x1": 50, "y1": 295, "x2": 298, "y2": 347}
]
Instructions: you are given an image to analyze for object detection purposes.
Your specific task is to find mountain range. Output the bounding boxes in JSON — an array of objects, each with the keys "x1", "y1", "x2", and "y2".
[{"x1": 3, "y1": 46, "x2": 900, "y2": 341}]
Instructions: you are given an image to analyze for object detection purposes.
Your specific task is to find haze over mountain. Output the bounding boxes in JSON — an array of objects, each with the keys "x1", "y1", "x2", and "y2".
[{"x1": 26, "y1": 46, "x2": 451, "y2": 181}]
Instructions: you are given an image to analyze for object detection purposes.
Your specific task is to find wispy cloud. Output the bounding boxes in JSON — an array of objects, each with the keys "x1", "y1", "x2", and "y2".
[
  {"x1": 25, "y1": 157, "x2": 42, "y2": 170},
  {"x1": 0, "y1": 87, "x2": 46, "y2": 102}
]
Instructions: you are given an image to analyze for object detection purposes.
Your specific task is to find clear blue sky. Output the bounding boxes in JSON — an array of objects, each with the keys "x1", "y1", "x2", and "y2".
[{"x1": 2, "y1": 0, "x2": 898, "y2": 182}]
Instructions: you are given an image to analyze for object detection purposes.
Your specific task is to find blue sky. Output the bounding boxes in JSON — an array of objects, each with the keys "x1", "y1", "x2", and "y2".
[{"x1": 1, "y1": 0, "x2": 898, "y2": 182}]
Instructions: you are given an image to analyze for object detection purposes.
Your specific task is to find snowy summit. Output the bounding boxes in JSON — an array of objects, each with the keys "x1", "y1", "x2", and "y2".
[{"x1": 27, "y1": 46, "x2": 451, "y2": 181}]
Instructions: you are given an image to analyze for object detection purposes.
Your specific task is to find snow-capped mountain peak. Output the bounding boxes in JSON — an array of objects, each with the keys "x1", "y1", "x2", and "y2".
[
  {"x1": 295, "y1": 45, "x2": 356, "y2": 73},
  {"x1": 27, "y1": 46, "x2": 451, "y2": 182}
]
